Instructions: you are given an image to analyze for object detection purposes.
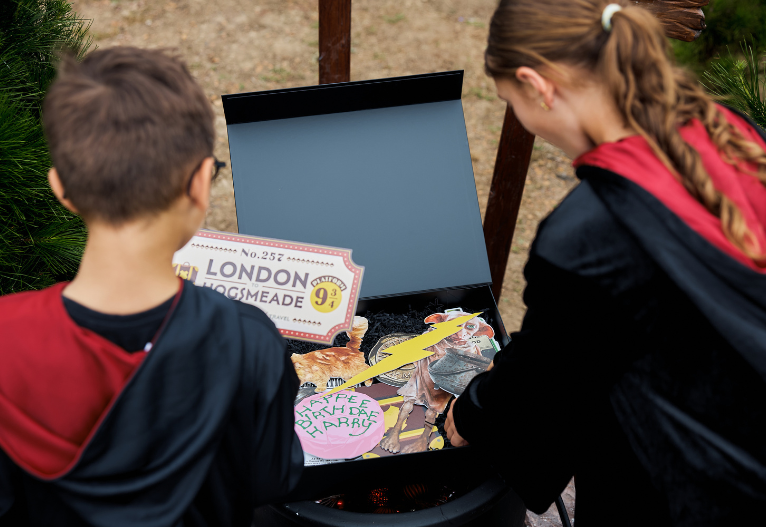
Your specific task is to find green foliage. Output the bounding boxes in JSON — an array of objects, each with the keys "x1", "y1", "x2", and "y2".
[
  {"x1": 672, "y1": 0, "x2": 766, "y2": 73},
  {"x1": 702, "y1": 42, "x2": 766, "y2": 129},
  {"x1": 0, "y1": 0, "x2": 91, "y2": 295}
]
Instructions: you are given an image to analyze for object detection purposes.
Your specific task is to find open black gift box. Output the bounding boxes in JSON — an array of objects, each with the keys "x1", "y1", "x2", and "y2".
[{"x1": 222, "y1": 71, "x2": 510, "y2": 501}]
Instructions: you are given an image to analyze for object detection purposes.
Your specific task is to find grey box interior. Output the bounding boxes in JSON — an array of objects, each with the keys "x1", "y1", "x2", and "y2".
[{"x1": 226, "y1": 74, "x2": 491, "y2": 299}]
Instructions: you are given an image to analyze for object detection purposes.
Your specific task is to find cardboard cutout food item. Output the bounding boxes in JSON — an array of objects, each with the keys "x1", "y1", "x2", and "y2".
[{"x1": 294, "y1": 391, "x2": 385, "y2": 460}]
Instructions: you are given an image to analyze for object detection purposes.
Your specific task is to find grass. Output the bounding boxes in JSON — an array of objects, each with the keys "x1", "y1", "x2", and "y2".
[
  {"x1": 468, "y1": 87, "x2": 494, "y2": 101},
  {"x1": 260, "y1": 67, "x2": 288, "y2": 82},
  {"x1": 384, "y1": 13, "x2": 406, "y2": 24},
  {"x1": 259, "y1": 67, "x2": 304, "y2": 84}
]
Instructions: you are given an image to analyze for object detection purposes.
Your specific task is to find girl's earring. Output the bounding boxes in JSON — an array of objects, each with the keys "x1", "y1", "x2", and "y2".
[{"x1": 540, "y1": 101, "x2": 550, "y2": 112}]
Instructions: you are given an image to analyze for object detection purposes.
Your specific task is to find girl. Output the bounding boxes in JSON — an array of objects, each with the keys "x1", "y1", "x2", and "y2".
[{"x1": 444, "y1": 1, "x2": 766, "y2": 525}]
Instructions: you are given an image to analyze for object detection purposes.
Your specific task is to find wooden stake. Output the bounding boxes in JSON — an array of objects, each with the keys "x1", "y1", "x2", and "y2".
[
  {"x1": 318, "y1": 0, "x2": 351, "y2": 84},
  {"x1": 483, "y1": 106, "x2": 535, "y2": 300}
]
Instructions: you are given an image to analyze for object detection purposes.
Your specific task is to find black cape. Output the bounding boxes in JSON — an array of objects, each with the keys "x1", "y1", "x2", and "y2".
[
  {"x1": 454, "y1": 128, "x2": 766, "y2": 526},
  {"x1": 0, "y1": 283, "x2": 303, "y2": 527}
]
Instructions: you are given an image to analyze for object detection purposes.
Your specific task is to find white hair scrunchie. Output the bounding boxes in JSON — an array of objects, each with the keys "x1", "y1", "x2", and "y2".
[{"x1": 601, "y1": 3, "x2": 622, "y2": 32}]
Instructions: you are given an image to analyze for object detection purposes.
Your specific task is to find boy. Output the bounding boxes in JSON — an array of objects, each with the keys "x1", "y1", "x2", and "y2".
[{"x1": 0, "y1": 47, "x2": 303, "y2": 526}]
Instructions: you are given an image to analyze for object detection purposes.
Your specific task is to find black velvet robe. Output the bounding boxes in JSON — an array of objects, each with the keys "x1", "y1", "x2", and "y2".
[
  {"x1": 453, "y1": 166, "x2": 766, "y2": 526},
  {"x1": 0, "y1": 283, "x2": 304, "y2": 527}
]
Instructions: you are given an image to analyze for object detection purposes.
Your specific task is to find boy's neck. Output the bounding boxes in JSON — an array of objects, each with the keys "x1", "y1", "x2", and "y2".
[{"x1": 63, "y1": 213, "x2": 192, "y2": 315}]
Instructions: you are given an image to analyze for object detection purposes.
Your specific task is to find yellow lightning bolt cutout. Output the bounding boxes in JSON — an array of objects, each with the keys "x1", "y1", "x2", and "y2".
[{"x1": 324, "y1": 312, "x2": 481, "y2": 397}]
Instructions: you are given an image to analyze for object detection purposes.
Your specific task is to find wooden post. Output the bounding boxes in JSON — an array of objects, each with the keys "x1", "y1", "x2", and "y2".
[
  {"x1": 318, "y1": 0, "x2": 352, "y2": 84},
  {"x1": 483, "y1": 107, "x2": 536, "y2": 300}
]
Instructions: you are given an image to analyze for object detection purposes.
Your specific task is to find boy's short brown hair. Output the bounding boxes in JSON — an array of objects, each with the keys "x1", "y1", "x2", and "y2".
[{"x1": 43, "y1": 47, "x2": 215, "y2": 224}]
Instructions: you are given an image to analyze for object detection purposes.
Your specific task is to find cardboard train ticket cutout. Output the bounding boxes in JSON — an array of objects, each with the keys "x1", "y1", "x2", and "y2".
[
  {"x1": 173, "y1": 229, "x2": 364, "y2": 345},
  {"x1": 293, "y1": 309, "x2": 499, "y2": 464}
]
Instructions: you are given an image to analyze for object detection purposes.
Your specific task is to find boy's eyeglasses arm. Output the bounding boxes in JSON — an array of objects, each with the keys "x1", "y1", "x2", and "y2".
[{"x1": 186, "y1": 156, "x2": 227, "y2": 196}]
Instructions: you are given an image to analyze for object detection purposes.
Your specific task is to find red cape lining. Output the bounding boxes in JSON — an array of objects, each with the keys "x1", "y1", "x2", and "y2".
[
  {"x1": 574, "y1": 106, "x2": 766, "y2": 273},
  {"x1": 0, "y1": 282, "x2": 181, "y2": 479}
]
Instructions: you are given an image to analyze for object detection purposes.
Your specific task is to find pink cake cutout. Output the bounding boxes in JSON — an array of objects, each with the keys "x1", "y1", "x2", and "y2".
[{"x1": 294, "y1": 390, "x2": 385, "y2": 460}]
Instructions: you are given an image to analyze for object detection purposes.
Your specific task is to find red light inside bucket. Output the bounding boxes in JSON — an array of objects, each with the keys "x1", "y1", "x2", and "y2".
[
  {"x1": 317, "y1": 482, "x2": 465, "y2": 513},
  {"x1": 369, "y1": 488, "x2": 388, "y2": 507}
]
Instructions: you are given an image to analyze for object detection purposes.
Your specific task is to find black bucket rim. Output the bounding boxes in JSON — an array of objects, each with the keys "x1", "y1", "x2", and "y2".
[{"x1": 270, "y1": 474, "x2": 518, "y2": 526}]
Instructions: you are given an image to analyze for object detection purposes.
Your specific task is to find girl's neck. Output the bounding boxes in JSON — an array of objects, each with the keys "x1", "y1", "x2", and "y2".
[{"x1": 577, "y1": 84, "x2": 636, "y2": 147}]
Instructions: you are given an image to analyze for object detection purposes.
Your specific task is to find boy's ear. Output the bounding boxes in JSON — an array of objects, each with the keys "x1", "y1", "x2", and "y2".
[
  {"x1": 187, "y1": 157, "x2": 214, "y2": 212},
  {"x1": 48, "y1": 168, "x2": 79, "y2": 214}
]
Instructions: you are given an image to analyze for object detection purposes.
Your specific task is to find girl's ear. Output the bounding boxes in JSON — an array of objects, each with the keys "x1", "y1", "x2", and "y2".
[{"x1": 516, "y1": 66, "x2": 555, "y2": 110}]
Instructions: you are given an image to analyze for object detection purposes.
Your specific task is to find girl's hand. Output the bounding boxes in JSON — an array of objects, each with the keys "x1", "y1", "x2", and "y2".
[{"x1": 444, "y1": 399, "x2": 469, "y2": 447}]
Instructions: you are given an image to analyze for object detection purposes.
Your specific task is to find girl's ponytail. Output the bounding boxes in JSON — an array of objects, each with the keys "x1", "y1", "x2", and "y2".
[{"x1": 602, "y1": 4, "x2": 766, "y2": 262}]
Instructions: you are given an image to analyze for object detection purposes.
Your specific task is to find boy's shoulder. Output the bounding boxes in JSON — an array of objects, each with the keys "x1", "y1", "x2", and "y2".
[
  {"x1": 0, "y1": 283, "x2": 64, "y2": 325},
  {"x1": 0, "y1": 282, "x2": 286, "y2": 354},
  {"x1": 233, "y1": 295, "x2": 283, "y2": 342},
  {"x1": 187, "y1": 287, "x2": 290, "y2": 388},
  {"x1": 188, "y1": 283, "x2": 283, "y2": 343}
]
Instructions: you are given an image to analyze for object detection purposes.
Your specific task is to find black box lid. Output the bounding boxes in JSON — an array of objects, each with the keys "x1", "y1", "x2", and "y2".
[{"x1": 223, "y1": 71, "x2": 491, "y2": 299}]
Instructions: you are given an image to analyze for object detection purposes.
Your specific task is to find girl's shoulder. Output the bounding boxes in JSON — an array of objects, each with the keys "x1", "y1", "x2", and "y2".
[{"x1": 532, "y1": 179, "x2": 653, "y2": 276}]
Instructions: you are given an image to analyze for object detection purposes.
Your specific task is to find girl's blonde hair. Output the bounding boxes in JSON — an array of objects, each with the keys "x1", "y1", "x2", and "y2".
[{"x1": 486, "y1": 0, "x2": 766, "y2": 264}]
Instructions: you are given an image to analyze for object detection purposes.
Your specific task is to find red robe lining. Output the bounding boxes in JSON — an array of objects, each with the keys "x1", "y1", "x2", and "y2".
[
  {"x1": 574, "y1": 106, "x2": 766, "y2": 274},
  {"x1": 0, "y1": 281, "x2": 181, "y2": 479}
]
